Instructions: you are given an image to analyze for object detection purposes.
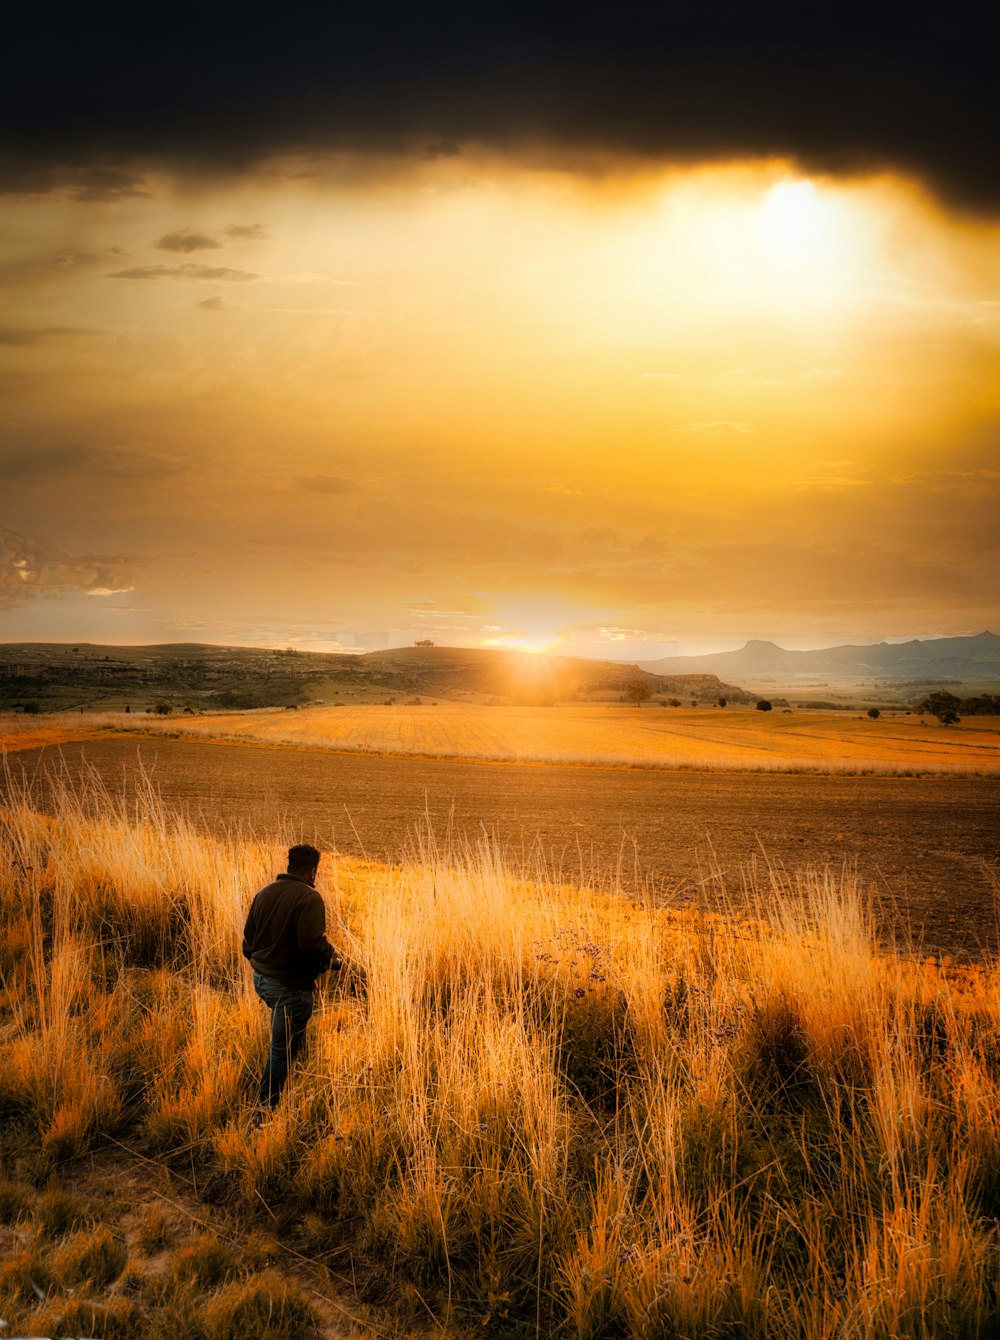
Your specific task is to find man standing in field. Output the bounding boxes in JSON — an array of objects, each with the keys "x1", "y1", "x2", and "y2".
[{"x1": 242, "y1": 843, "x2": 342, "y2": 1110}]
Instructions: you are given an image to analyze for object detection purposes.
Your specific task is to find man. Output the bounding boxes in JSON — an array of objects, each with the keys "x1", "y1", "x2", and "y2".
[{"x1": 242, "y1": 842, "x2": 342, "y2": 1109}]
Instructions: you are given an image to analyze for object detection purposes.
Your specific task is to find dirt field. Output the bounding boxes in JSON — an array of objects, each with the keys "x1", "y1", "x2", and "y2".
[{"x1": 7, "y1": 736, "x2": 999, "y2": 961}]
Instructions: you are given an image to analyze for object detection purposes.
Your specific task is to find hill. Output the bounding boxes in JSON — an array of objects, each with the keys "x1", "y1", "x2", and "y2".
[
  {"x1": 0, "y1": 642, "x2": 748, "y2": 712},
  {"x1": 640, "y1": 631, "x2": 1000, "y2": 695}
]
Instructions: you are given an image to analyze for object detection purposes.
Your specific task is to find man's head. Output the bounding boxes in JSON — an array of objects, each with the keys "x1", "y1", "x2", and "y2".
[{"x1": 287, "y1": 843, "x2": 321, "y2": 884}]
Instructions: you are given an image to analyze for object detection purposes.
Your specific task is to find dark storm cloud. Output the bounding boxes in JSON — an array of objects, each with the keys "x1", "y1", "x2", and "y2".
[
  {"x1": 1, "y1": 3, "x2": 998, "y2": 213},
  {"x1": 0, "y1": 157, "x2": 151, "y2": 201},
  {"x1": 155, "y1": 229, "x2": 222, "y2": 253}
]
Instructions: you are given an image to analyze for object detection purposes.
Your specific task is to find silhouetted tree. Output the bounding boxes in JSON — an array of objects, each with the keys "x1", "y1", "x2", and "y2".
[
  {"x1": 718, "y1": 697, "x2": 727, "y2": 708},
  {"x1": 625, "y1": 680, "x2": 652, "y2": 706},
  {"x1": 867, "y1": 707, "x2": 880, "y2": 719},
  {"x1": 756, "y1": 699, "x2": 773, "y2": 712},
  {"x1": 916, "y1": 690, "x2": 961, "y2": 718}
]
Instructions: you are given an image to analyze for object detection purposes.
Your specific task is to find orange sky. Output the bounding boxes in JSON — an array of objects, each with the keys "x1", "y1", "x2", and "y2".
[{"x1": 1, "y1": 155, "x2": 998, "y2": 657}]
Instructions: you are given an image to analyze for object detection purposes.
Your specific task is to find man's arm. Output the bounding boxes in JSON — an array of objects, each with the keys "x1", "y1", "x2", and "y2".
[
  {"x1": 296, "y1": 894, "x2": 341, "y2": 975},
  {"x1": 241, "y1": 896, "x2": 258, "y2": 963}
]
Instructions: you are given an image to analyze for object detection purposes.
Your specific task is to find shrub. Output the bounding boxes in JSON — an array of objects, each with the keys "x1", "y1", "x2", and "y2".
[
  {"x1": 37, "y1": 1187, "x2": 90, "y2": 1238},
  {"x1": 27, "y1": 1295, "x2": 141, "y2": 1340},
  {"x1": 200, "y1": 1269, "x2": 318, "y2": 1340},
  {"x1": 756, "y1": 699, "x2": 773, "y2": 712},
  {"x1": 171, "y1": 1231, "x2": 237, "y2": 1287},
  {"x1": 50, "y1": 1224, "x2": 127, "y2": 1288},
  {"x1": 867, "y1": 707, "x2": 880, "y2": 719}
]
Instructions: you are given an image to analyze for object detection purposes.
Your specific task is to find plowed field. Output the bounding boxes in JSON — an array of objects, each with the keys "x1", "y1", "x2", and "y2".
[{"x1": 7, "y1": 736, "x2": 999, "y2": 961}]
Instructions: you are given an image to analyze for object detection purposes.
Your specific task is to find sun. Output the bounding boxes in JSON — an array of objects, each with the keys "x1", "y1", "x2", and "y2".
[
  {"x1": 518, "y1": 635, "x2": 556, "y2": 655},
  {"x1": 483, "y1": 633, "x2": 558, "y2": 654},
  {"x1": 754, "y1": 177, "x2": 857, "y2": 271}
]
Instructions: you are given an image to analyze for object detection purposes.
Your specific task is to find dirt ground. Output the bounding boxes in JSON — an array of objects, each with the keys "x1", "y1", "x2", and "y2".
[{"x1": 7, "y1": 736, "x2": 1000, "y2": 961}]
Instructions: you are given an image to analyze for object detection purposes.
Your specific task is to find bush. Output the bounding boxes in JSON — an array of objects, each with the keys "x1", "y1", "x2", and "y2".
[
  {"x1": 200, "y1": 1269, "x2": 318, "y2": 1340},
  {"x1": 37, "y1": 1187, "x2": 90, "y2": 1238},
  {"x1": 756, "y1": 699, "x2": 773, "y2": 712},
  {"x1": 50, "y1": 1224, "x2": 127, "y2": 1288},
  {"x1": 171, "y1": 1232, "x2": 237, "y2": 1287},
  {"x1": 27, "y1": 1295, "x2": 141, "y2": 1340},
  {"x1": 867, "y1": 707, "x2": 880, "y2": 719}
]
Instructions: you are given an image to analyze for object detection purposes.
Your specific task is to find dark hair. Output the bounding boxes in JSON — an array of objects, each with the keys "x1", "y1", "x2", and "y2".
[{"x1": 287, "y1": 843, "x2": 321, "y2": 871}]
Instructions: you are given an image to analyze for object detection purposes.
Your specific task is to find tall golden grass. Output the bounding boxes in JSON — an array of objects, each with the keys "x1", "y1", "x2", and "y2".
[
  {"x1": 2, "y1": 764, "x2": 999, "y2": 1335},
  {"x1": 6, "y1": 703, "x2": 1000, "y2": 775}
]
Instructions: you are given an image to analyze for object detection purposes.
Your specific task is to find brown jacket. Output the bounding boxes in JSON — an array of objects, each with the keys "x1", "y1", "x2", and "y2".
[{"x1": 242, "y1": 872, "x2": 337, "y2": 990}]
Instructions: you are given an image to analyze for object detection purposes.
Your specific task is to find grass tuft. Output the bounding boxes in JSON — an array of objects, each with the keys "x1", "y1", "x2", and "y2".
[{"x1": 199, "y1": 1268, "x2": 319, "y2": 1339}]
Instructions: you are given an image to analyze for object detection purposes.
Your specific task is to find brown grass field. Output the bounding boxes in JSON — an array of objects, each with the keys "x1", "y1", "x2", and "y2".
[
  {"x1": 4, "y1": 702, "x2": 1000, "y2": 775},
  {"x1": 2, "y1": 711, "x2": 999, "y2": 1335},
  {"x1": 2, "y1": 758, "x2": 1000, "y2": 1336}
]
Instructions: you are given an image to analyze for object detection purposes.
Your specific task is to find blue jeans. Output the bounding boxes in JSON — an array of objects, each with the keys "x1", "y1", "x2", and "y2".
[{"x1": 253, "y1": 972, "x2": 314, "y2": 1107}]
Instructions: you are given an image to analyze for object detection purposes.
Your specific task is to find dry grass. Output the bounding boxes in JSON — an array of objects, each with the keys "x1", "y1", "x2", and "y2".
[
  {"x1": 5, "y1": 702, "x2": 999, "y2": 776},
  {"x1": 2, "y1": 767, "x2": 1000, "y2": 1335}
]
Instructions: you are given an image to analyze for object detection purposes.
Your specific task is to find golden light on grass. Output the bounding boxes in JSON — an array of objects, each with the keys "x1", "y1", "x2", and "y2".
[
  {"x1": 3, "y1": 768, "x2": 1000, "y2": 1334},
  {"x1": 6, "y1": 703, "x2": 994, "y2": 775}
]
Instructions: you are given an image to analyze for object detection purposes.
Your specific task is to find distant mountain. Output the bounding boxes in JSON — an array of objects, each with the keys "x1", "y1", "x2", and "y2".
[{"x1": 639, "y1": 631, "x2": 1000, "y2": 684}]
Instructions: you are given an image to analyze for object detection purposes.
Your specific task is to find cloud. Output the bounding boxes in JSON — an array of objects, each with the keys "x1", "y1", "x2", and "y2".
[
  {"x1": 0, "y1": 246, "x2": 127, "y2": 288},
  {"x1": 1, "y1": 6, "x2": 997, "y2": 214},
  {"x1": 196, "y1": 295, "x2": 227, "y2": 311},
  {"x1": 0, "y1": 524, "x2": 134, "y2": 607},
  {"x1": 0, "y1": 160, "x2": 152, "y2": 201},
  {"x1": 108, "y1": 263, "x2": 258, "y2": 282},
  {"x1": 0, "y1": 325, "x2": 108, "y2": 346},
  {"x1": 685, "y1": 540, "x2": 990, "y2": 604},
  {"x1": 155, "y1": 228, "x2": 222, "y2": 253},
  {"x1": 66, "y1": 167, "x2": 150, "y2": 202},
  {"x1": 224, "y1": 223, "x2": 268, "y2": 241},
  {"x1": 294, "y1": 474, "x2": 359, "y2": 495},
  {"x1": 0, "y1": 443, "x2": 185, "y2": 482}
]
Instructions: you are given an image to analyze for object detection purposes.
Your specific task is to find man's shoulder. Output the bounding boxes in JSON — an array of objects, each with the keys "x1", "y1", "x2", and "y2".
[{"x1": 253, "y1": 874, "x2": 320, "y2": 905}]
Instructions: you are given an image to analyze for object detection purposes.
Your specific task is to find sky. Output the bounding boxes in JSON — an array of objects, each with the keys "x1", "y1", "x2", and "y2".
[{"x1": 1, "y1": 3, "x2": 998, "y2": 659}]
